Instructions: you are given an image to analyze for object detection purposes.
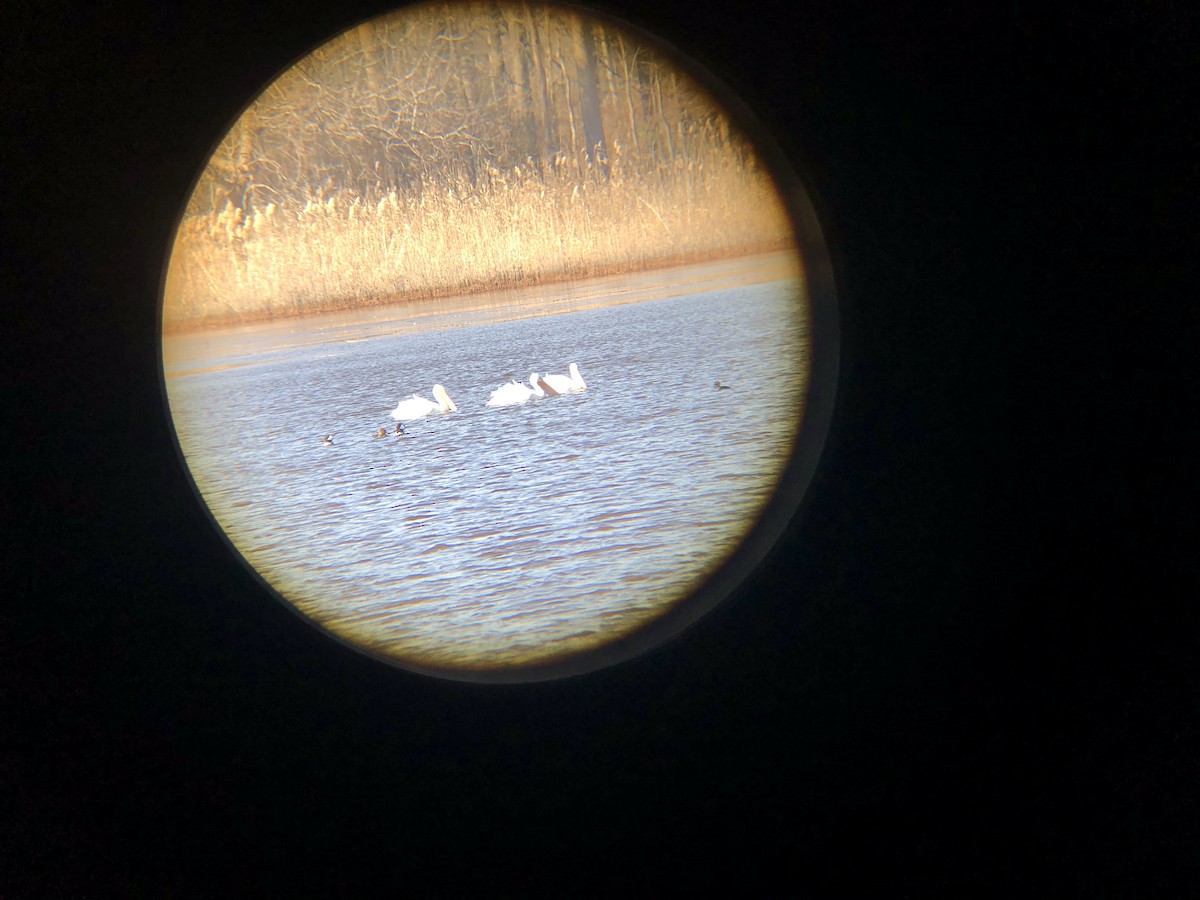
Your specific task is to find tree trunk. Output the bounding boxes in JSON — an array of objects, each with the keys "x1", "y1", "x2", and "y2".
[
  {"x1": 572, "y1": 12, "x2": 609, "y2": 179},
  {"x1": 522, "y1": 4, "x2": 557, "y2": 166},
  {"x1": 496, "y1": 4, "x2": 537, "y2": 167},
  {"x1": 617, "y1": 34, "x2": 641, "y2": 156}
]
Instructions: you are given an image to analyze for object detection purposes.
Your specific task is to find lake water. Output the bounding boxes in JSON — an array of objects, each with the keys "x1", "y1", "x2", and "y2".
[{"x1": 164, "y1": 252, "x2": 809, "y2": 675}]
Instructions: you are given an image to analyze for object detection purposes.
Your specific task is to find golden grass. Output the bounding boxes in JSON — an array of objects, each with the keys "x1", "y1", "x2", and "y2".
[{"x1": 163, "y1": 142, "x2": 795, "y2": 330}]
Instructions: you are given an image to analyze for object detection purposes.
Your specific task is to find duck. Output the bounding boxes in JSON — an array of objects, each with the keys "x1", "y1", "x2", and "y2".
[
  {"x1": 321, "y1": 434, "x2": 334, "y2": 446},
  {"x1": 714, "y1": 380, "x2": 733, "y2": 390},
  {"x1": 541, "y1": 362, "x2": 586, "y2": 394},
  {"x1": 485, "y1": 373, "x2": 543, "y2": 407},
  {"x1": 393, "y1": 422, "x2": 406, "y2": 435},
  {"x1": 372, "y1": 427, "x2": 387, "y2": 439},
  {"x1": 391, "y1": 384, "x2": 457, "y2": 421}
]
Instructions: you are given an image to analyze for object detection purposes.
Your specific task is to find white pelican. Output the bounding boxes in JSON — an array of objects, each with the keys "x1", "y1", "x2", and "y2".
[
  {"x1": 486, "y1": 373, "x2": 543, "y2": 407},
  {"x1": 391, "y1": 384, "x2": 457, "y2": 421},
  {"x1": 541, "y1": 362, "x2": 586, "y2": 394}
]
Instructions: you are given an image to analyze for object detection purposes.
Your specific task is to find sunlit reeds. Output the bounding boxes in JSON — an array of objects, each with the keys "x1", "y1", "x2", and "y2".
[{"x1": 163, "y1": 139, "x2": 793, "y2": 330}]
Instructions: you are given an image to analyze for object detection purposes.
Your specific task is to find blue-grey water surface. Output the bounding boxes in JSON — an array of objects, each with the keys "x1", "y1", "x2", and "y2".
[{"x1": 165, "y1": 255, "x2": 808, "y2": 672}]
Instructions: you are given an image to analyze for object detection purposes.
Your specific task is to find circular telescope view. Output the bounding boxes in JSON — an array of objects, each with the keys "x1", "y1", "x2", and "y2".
[{"x1": 161, "y1": 1, "x2": 834, "y2": 681}]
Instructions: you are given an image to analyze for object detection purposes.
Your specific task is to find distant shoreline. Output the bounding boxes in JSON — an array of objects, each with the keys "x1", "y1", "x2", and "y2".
[
  {"x1": 161, "y1": 243, "x2": 796, "y2": 335},
  {"x1": 160, "y1": 248, "x2": 805, "y2": 379}
]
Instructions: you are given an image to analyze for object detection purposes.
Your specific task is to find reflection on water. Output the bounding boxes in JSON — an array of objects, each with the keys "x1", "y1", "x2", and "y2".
[
  {"x1": 164, "y1": 252, "x2": 808, "y2": 673},
  {"x1": 164, "y1": 252, "x2": 799, "y2": 376}
]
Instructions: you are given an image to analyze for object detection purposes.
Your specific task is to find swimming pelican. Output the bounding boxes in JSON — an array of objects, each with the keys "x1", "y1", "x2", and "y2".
[
  {"x1": 486, "y1": 373, "x2": 543, "y2": 407},
  {"x1": 391, "y1": 384, "x2": 457, "y2": 421},
  {"x1": 541, "y1": 362, "x2": 586, "y2": 394}
]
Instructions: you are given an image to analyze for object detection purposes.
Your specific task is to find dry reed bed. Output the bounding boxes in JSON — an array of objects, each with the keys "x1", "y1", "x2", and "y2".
[{"x1": 164, "y1": 147, "x2": 794, "y2": 329}]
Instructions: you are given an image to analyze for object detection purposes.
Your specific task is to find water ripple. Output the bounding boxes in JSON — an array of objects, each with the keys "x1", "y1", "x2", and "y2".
[{"x1": 167, "y1": 276, "x2": 808, "y2": 669}]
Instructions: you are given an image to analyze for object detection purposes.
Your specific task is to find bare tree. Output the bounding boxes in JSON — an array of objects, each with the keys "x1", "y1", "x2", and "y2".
[{"x1": 571, "y1": 10, "x2": 609, "y2": 179}]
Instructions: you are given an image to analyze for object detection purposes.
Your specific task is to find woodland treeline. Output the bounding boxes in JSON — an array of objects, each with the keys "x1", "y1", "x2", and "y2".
[{"x1": 165, "y1": 1, "x2": 796, "y2": 329}]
